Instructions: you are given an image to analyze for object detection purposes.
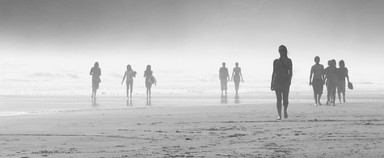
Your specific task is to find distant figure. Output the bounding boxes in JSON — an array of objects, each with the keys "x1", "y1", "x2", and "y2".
[
  {"x1": 121, "y1": 65, "x2": 137, "y2": 98},
  {"x1": 90, "y1": 62, "x2": 101, "y2": 99},
  {"x1": 231, "y1": 62, "x2": 244, "y2": 97},
  {"x1": 144, "y1": 65, "x2": 156, "y2": 99},
  {"x1": 336, "y1": 60, "x2": 350, "y2": 103},
  {"x1": 219, "y1": 62, "x2": 230, "y2": 95},
  {"x1": 309, "y1": 56, "x2": 324, "y2": 106},
  {"x1": 271, "y1": 45, "x2": 293, "y2": 120},
  {"x1": 324, "y1": 59, "x2": 338, "y2": 106},
  {"x1": 324, "y1": 60, "x2": 331, "y2": 104}
]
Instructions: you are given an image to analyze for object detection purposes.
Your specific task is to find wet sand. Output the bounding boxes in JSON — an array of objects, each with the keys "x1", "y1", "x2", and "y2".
[{"x1": 0, "y1": 96, "x2": 383, "y2": 157}]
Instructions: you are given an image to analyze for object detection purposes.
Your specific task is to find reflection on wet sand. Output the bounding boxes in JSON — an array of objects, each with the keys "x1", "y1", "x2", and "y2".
[
  {"x1": 92, "y1": 98, "x2": 99, "y2": 107},
  {"x1": 220, "y1": 94, "x2": 228, "y2": 104},
  {"x1": 235, "y1": 95, "x2": 240, "y2": 104},
  {"x1": 146, "y1": 98, "x2": 151, "y2": 106},
  {"x1": 126, "y1": 99, "x2": 133, "y2": 106}
]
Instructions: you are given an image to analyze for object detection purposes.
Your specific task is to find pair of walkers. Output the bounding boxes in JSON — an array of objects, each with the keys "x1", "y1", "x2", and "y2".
[
  {"x1": 90, "y1": 63, "x2": 156, "y2": 99},
  {"x1": 219, "y1": 62, "x2": 244, "y2": 97},
  {"x1": 309, "y1": 57, "x2": 351, "y2": 106}
]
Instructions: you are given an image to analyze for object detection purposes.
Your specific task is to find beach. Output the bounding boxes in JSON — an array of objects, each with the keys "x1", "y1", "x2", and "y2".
[{"x1": 1, "y1": 94, "x2": 383, "y2": 158}]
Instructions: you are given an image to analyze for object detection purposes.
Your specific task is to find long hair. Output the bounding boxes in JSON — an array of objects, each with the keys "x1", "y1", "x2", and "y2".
[
  {"x1": 146, "y1": 65, "x2": 151, "y2": 71},
  {"x1": 278, "y1": 45, "x2": 288, "y2": 58},
  {"x1": 127, "y1": 64, "x2": 132, "y2": 71},
  {"x1": 339, "y1": 60, "x2": 345, "y2": 68},
  {"x1": 94, "y1": 62, "x2": 99, "y2": 68}
]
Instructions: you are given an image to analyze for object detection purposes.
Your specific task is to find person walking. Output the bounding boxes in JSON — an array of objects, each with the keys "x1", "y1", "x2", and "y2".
[{"x1": 271, "y1": 45, "x2": 293, "y2": 120}]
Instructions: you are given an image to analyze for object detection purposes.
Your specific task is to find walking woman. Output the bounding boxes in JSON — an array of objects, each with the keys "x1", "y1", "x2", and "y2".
[
  {"x1": 271, "y1": 45, "x2": 293, "y2": 120},
  {"x1": 336, "y1": 60, "x2": 350, "y2": 103},
  {"x1": 90, "y1": 62, "x2": 101, "y2": 99},
  {"x1": 121, "y1": 64, "x2": 136, "y2": 98},
  {"x1": 309, "y1": 56, "x2": 324, "y2": 106},
  {"x1": 325, "y1": 59, "x2": 338, "y2": 106},
  {"x1": 231, "y1": 62, "x2": 244, "y2": 97},
  {"x1": 144, "y1": 65, "x2": 156, "y2": 99}
]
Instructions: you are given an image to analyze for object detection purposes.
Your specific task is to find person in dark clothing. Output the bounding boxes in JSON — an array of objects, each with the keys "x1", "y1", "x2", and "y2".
[
  {"x1": 219, "y1": 62, "x2": 230, "y2": 96},
  {"x1": 325, "y1": 59, "x2": 338, "y2": 106},
  {"x1": 271, "y1": 45, "x2": 293, "y2": 120},
  {"x1": 90, "y1": 62, "x2": 101, "y2": 99},
  {"x1": 336, "y1": 60, "x2": 350, "y2": 103}
]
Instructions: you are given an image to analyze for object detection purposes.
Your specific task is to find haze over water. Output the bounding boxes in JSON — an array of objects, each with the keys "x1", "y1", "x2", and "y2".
[{"x1": 1, "y1": 0, "x2": 384, "y2": 96}]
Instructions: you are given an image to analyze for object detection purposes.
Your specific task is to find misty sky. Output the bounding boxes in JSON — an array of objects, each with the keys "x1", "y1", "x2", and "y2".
[{"x1": 1, "y1": 0, "x2": 384, "y2": 95}]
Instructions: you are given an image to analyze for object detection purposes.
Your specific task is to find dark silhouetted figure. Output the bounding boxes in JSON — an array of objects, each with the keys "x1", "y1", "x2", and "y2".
[
  {"x1": 271, "y1": 45, "x2": 292, "y2": 120},
  {"x1": 325, "y1": 59, "x2": 337, "y2": 106},
  {"x1": 324, "y1": 60, "x2": 331, "y2": 104},
  {"x1": 121, "y1": 65, "x2": 136, "y2": 98},
  {"x1": 231, "y1": 62, "x2": 244, "y2": 97},
  {"x1": 90, "y1": 62, "x2": 101, "y2": 99},
  {"x1": 336, "y1": 60, "x2": 350, "y2": 103},
  {"x1": 144, "y1": 65, "x2": 156, "y2": 99},
  {"x1": 219, "y1": 62, "x2": 230, "y2": 96},
  {"x1": 309, "y1": 56, "x2": 324, "y2": 106}
]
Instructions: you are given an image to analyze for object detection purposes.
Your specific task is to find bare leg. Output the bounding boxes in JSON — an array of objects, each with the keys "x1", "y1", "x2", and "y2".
[
  {"x1": 283, "y1": 91, "x2": 289, "y2": 119},
  {"x1": 275, "y1": 91, "x2": 282, "y2": 120},
  {"x1": 314, "y1": 93, "x2": 318, "y2": 106},
  {"x1": 342, "y1": 91, "x2": 346, "y2": 103},
  {"x1": 318, "y1": 94, "x2": 322, "y2": 105}
]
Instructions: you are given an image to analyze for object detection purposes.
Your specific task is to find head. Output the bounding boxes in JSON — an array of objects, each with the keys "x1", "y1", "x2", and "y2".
[
  {"x1": 94, "y1": 62, "x2": 99, "y2": 68},
  {"x1": 278, "y1": 45, "x2": 288, "y2": 58},
  {"x1": 222, "y1": 62, "x2": 226, "y2": 67},
  {"x1": 327, "y1": 60, "x2": 331, "y2": 66},
  {"x1": 339, "y1": 60, "x2": 345, "y2": 68},
  {"x1": 235, "y1": 62, "x2": 239, "y2": 67},
  {"x1": 126, "y1": 64, "x2": 132, "y2": 71},
  {"x1": 331, "y1": 59, "x2": 337, "y2": 67},
  {"x1": 146, "y1": 65, "x2": 151, "y2": 71},
  {"x1": 314, "y1": 56, "x2": 320, "y2": 64}
]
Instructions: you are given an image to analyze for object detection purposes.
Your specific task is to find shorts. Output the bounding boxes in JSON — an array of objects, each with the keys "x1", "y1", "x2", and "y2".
[{"x1": 312, "y1": 78, "x2": 323, "y2": 94}]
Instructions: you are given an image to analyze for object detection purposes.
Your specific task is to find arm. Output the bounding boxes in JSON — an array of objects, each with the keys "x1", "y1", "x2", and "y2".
[
  {"x1": 289, "y1": 60, "x2": 293, "y2": 85},
  {"x1": 271, "y1": 61, "x2": 276, "y2": 91},
  {"x1": 346, "y1": 68, "x2": 350, "y2": 83},
  {"x1": 231, "y1": 69, "x2": 234, "y2": 81},
  {"x1": 227, "y1": 69, "x2": 230, "y2": 81},
  {"x1": 240, "y1": 69, "x2": 244, "y2": 82},
  {"x1": 121, "y1": 72, "x2": 126, "y2": 84},
  {"x1": 309, "y1": 67, "x2": 313, "y2": 86},
  {"x1": 90, "y1": 68, "x2": 93, "y2": 75}
]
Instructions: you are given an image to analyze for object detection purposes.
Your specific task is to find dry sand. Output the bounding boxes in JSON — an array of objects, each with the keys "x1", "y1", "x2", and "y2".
[{"x1": 0, "y1": 98, "x2": 383, "y2": 158}]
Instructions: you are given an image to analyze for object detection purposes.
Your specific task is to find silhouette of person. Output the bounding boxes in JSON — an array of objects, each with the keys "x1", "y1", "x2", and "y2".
[
  {"x1": 309, "y1": 56, "x2": 324, "y2": 106},
  {"x1": 219, "y1": 62, "x2": 230, "y2": 96},
  {"x1": 144, "y1": 65, "x2": 156, "y2": 99},
  {"x1": 231, "y1": 62, "x2": 244, "y2": 97},
  {"x1": 121, "y1": 65, "x2": 136, "y2": 98},
  {"x1": 324, "y1": 59, "x2": 337, "y2": 106},
  {"x1": 324, "y1": 60, "x2": 331, "y2": 104},
  {"x1": 90, "y1": 62, "x2": 101, "y2": 99},
  {"x1": 271, "y1": 45, "x2": 292, "y2": 120},
  {"x1": 336, "y1": 60, "x2": 350, "y2": 103}
]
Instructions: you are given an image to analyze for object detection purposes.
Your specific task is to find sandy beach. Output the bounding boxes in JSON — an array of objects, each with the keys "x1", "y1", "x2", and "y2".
[{"x1": 0, "y1": 95, "x2": 383, "y2": 158}]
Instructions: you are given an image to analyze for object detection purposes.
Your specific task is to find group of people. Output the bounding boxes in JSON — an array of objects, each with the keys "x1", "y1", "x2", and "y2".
[
  {"x1": 90, "y1": 63, "x2": 156, "y2": 99},
  {"x1": 309, "y1": 56, "x2": 351, "y2": 106},
  {"x1": 218, "y1": 62, "x2": 244, "y2": 97},
  {"x1": 89, "y1": 45, "x2": 351, "y2": 121}
]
